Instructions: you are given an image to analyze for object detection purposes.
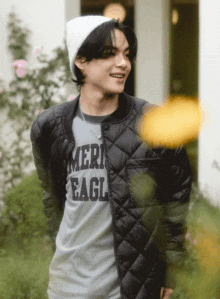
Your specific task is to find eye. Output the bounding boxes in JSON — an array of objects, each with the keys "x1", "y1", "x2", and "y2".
[
  {"x1": 102, "y1": 49, "x2": 116, "y2": 58},
  {"x1": 125, "y1": 52, "x2": 130, "y2": 59}
]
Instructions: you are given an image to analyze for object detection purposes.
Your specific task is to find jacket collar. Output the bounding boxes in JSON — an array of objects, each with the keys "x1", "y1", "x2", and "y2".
[
  {"x1": 63, "y1": 92, "x2": 134, "y2": 142},
  {"x1": 102, "y1": 92, "x2": 134, "y2": 123},
  {"x1": 63, "y1": 92, "x2": 134, "y2": 137},
  {"x1": 62, "y1": 92, "x2": 134, "y2": 143}
]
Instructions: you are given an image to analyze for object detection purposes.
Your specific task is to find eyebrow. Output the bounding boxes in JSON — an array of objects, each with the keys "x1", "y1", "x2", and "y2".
[{"x1": 104, "y1": 45, "x2": 130, "y2": 51}]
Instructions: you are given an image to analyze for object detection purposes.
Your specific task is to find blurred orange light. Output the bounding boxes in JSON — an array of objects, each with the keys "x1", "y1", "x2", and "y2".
[
  {"x1": 103, "y1": 3, "x2": 126, "y2": 22},
  {"x1": 172, "y1": 9, "x2": 179, "y2": 25},
  {"x1": 138, "y1": 97, "x2": 203, "y2": 148}
]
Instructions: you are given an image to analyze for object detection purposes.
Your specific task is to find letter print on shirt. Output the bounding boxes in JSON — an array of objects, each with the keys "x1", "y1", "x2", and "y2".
[
  {"x1": 67, "y1": 116, "x2": 109, "y2": 202},
  {"x1": 68, "y1": 143, "x2": 108, "y2": 202}
]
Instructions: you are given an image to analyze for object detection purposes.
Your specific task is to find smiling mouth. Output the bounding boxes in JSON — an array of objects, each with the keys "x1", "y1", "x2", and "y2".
[{"x1": 110, "y1": 74, "x2": 126, "y2": 79}]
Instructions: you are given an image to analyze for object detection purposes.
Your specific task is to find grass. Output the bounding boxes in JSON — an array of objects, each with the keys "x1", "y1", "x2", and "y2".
[{"x1": 0, "y1": 237, "x2": 53, "y2": 299}]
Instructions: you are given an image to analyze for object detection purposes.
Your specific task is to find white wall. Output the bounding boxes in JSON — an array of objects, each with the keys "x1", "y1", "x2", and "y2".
[
  {"x1": 198, "y1": 0, "x2": 220, "y2": 206},
  {"x1": 134, "y1": 0, "x2": 170, "y2": 104},
  {"x1": 1, "y1": 0, "x2": 66, "y2": 82}
]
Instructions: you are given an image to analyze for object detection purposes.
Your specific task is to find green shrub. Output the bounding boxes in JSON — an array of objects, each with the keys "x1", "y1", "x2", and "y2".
[
  {"x1": 2, "y1": 171, "x2": 47, "y2": 248},
  {"x1": 0, "y1": 170, "x2": 53, "y2": 298},
  {"x1": 0, "y1": 243, "x2": 52, "y2": 299}
]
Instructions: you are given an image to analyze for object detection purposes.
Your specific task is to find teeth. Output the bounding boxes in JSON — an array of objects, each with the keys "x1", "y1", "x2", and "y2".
[{"x1": 111, "y1": 75, "x2": 124, "y2": 78}]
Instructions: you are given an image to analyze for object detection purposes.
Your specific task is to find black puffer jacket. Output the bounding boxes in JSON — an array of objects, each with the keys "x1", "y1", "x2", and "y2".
[{"x1": 30, "y1": 92, "x2": 192, "y2": 299}]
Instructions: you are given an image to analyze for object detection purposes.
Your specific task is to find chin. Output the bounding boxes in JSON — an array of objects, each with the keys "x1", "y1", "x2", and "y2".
[
  {"x1": 108, "y1": 86, "x2": 125, "y2": 95},
  {"x1": 106, "y1": 91, "x2": 124, "y2": 97}
]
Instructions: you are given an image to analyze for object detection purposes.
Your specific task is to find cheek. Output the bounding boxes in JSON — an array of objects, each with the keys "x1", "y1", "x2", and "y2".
[
  {"x1": 89, "y1": 67, "x2": 103, "y2": 79},
  {"x1": 127, "y1": 63, "x2": 132, "y2": 75}
]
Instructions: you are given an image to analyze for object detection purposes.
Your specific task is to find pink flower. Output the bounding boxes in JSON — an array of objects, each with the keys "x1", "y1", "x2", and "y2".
[
  {"x1": 16, "y1": 68, "x2": 26, "y2": 77},
  {"x1": 13, "y1": 59, "x2": 27, "y2": 68},
  {"x1": 34, "y1": 48, "x2": 40, "y2": 55},
  {"x1": 68, "y1": 95, "x2": 75, "y2": 101},
  {"x1": 35, "y1": 109, "x2": 42, "y2": 115},
  {"x1": 13, "y1": 59, "x2": 27, "y2": 77},
  {"x1": 0, "y1": 88, "x2": 2, "y2": 93}
]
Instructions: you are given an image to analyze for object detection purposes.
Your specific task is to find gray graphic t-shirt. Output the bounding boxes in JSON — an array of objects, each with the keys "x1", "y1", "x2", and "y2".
[{"x1": 47, "y1": 107, "x2": 120, "y2": 299}]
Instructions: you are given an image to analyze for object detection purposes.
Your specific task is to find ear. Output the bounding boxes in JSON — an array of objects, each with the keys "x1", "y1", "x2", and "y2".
[{"x1": 74, "y1": 56, "x2": 86, "y2": 70}]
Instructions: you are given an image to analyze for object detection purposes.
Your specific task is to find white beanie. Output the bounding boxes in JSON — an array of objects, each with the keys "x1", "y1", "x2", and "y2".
[{"x1": 66, "y1": 15, "x2": 112, "y2": 75}]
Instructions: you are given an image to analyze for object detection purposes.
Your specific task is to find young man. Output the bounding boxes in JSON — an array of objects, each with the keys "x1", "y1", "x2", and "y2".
[{"x1": 31, "y1": 16, "x2": 192, "y2": 299}]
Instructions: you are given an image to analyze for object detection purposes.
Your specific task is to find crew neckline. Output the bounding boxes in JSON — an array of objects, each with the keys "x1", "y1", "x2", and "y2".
[{"x1": 76, "y1": 105, "x2": 112, "y2": 124}]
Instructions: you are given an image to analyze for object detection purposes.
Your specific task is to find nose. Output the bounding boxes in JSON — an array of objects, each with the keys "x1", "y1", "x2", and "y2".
[
  {"x1": 116, "y1": 54, "x2": 127, "y2": 68},
  {"x1": 118, "y1": 58, "x2": 126, "y2": 66}
]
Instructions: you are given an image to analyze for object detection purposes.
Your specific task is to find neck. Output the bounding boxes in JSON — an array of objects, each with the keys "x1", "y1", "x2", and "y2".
[{"x1": 79, "y1": 87, "x2": 119, "y2": 116}]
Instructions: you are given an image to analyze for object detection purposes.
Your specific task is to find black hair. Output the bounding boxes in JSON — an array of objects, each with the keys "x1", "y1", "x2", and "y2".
[{"x1": 72, "y1": 19, "x2": 137, "y2": 88}]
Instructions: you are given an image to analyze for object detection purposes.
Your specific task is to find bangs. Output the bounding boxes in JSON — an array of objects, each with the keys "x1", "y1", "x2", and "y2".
[{"x1": 77, "y1": 19, "x2": 137, "y2": 63}]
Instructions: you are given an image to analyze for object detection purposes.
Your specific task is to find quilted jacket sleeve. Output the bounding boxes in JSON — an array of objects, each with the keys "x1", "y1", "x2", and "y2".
[
  {"x1": 159, "y1": 147, "x2": 192, "y2": 288},
  {"x1": 30, "y1": 118, "x2": 62, "y2": 247},
  {"x1": 30, "y1": 119, "x2": 50, "y2": 191}
]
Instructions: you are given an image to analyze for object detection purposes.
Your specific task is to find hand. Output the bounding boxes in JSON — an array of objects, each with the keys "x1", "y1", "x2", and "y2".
[{"x1": 160, "y1": 287, "x2": 173, "y2": 299}]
